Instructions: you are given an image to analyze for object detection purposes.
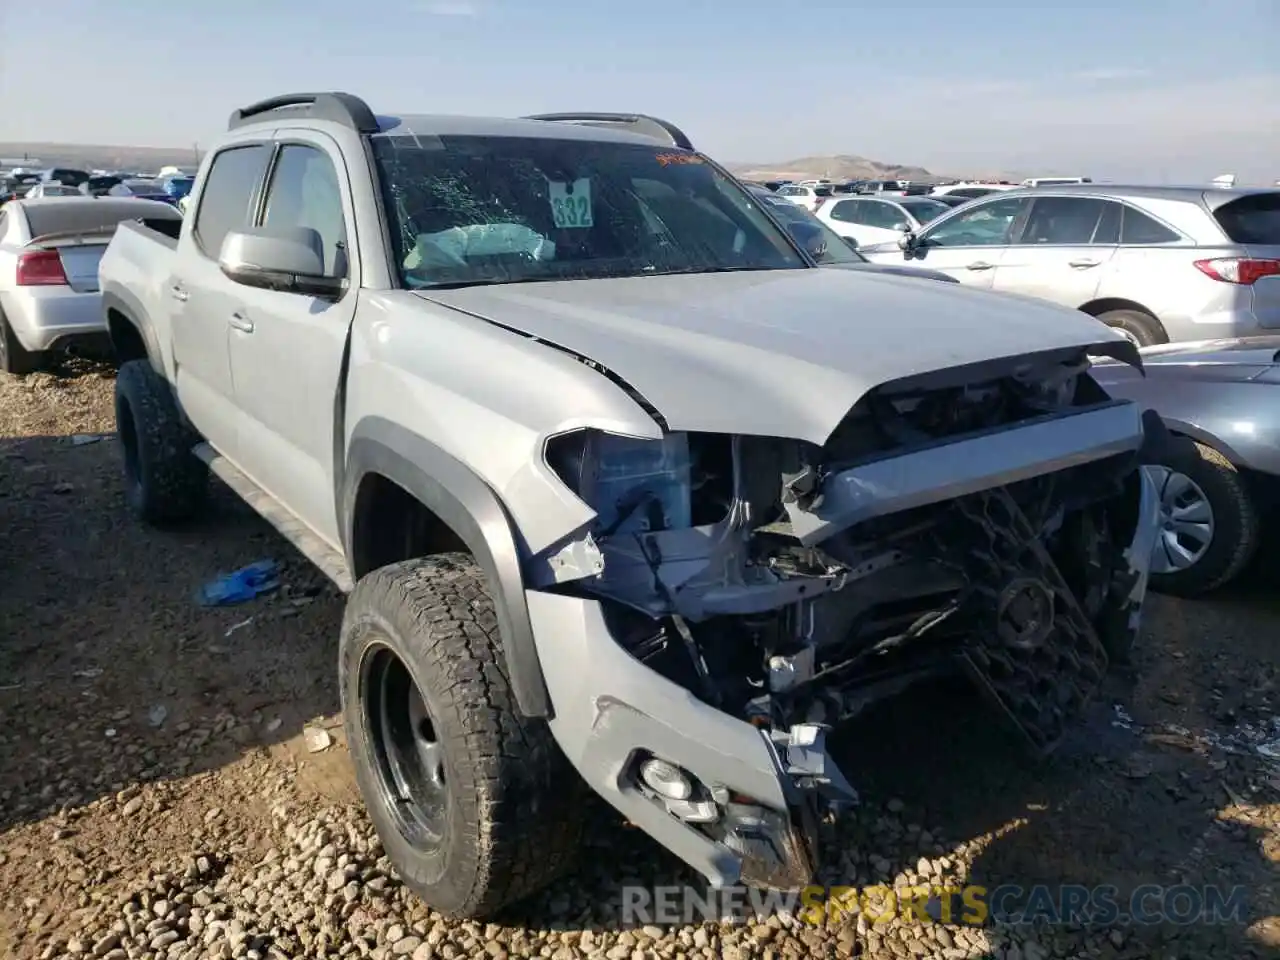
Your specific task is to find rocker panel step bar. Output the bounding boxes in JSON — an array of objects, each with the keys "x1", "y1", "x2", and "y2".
[{"x1": 193, "y1": 442, "x2": 354, "y2": 592}]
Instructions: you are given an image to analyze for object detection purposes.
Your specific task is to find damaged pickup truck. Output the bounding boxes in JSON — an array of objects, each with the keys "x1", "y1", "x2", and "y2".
[{"x1": 99, "y1": 93, "x2": 1170, "y2": 918}]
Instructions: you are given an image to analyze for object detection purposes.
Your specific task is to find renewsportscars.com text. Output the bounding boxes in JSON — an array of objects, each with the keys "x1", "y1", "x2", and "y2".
[{"x1": 619, "y1": 883, "x2": 1249, "y2": 927}]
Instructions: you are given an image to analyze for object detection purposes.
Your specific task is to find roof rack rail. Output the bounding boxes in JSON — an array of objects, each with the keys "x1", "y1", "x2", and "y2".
[
  {"x1": 523, "y1": 113, "x2": 694, "y2": 151},
  {"x1": 228, "y1": 92, "x2": 379, "y2": 134}
]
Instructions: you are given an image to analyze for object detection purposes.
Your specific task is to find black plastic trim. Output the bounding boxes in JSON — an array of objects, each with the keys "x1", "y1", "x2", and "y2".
[
  {"x1": 342, "y1": 418, "x2": 552, "y2": 719},
  {"x1": 229, "y1": 92, "x2": 380, "y2": 134},
  {"x1": 523, "y1": 112, "x2": 694, "y2": 150}
]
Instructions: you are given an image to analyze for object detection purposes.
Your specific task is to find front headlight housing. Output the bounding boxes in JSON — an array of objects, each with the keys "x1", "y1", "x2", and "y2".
[{"x1": 545, "y1": 429, "x2": 693, "y2": 536}]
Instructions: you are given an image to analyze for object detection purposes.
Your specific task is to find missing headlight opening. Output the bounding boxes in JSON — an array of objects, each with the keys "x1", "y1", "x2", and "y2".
[{"x1": 540, "y1": 345, "x2": 1154, "y2": 872}]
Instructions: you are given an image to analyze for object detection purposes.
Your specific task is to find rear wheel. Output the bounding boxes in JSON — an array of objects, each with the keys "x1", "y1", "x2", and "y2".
[
  {"x1": 1146, "y1": 442, "x2": 1260, "y2": 597},
  {"x1": 114, "y1": 359, "x2": 208, "y2": 524},
  {"x1": 1097, "y1": 308, "x2": 1166, "y2": 348},
  {"x1": 0, "y1": 309, "x2": 45, "y2": 375}
]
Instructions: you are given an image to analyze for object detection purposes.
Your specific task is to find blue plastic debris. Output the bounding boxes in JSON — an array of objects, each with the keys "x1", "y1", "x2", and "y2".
[{"x1": 197, "y1": 560, "x2": 281, "y2": 607}]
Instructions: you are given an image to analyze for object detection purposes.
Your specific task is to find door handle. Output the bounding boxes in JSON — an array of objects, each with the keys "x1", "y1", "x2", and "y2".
[
  {"x1": 170, "y1": 285, "x2": 189, "y2": 302},
  {"x1": 966, "y1": 261, "x2": 995, "y2": 271},
  {"x1": 1068, "y1": 258, "x2": 1101, "y2": 269},
  {"x1": 229, "y1": 312, "x2": 254, "y2": 333}
]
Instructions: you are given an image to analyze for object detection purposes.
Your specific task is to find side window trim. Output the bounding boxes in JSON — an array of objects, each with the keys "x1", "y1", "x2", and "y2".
[
  {"x1": 191, "y1": 141, "x2": 273, "y2": 261},
  {"x1": 253, "y1": 142, "x2": 285, "y2": 229},
  {"x1": 1089, "y1": 200, "x2": 1123, "y2": 245}
]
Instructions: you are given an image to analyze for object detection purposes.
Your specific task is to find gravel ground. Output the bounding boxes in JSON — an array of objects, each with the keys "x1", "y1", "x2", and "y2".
[{"x1": 1, "y1": 360, "x2": 1277, "y2": 960}]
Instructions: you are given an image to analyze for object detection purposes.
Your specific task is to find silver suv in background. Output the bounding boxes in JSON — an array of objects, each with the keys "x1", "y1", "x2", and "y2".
[{"x1": 859, "y1": 185, "x2": 1280, "y2": 346}]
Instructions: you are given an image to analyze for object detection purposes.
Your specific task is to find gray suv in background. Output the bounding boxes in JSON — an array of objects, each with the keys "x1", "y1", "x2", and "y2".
[{"x1": 860, "y1": 185, "x2": 1280, "y2": 347}]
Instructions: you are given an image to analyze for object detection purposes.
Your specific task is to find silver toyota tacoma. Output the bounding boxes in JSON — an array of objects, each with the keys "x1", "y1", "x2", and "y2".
[{"x1": 99, "y1": 92, "x2": 1170, "y2": 918}]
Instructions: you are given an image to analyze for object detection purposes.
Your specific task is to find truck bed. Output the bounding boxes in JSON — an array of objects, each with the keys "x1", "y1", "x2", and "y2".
[{"x1": 98, "y1": 219, "x2": 181, "y2": 376}]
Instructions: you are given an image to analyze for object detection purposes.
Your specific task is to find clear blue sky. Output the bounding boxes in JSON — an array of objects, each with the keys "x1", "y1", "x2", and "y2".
[{"x1": 1, "y1": 0, "x2": 1276, "y2": 182}]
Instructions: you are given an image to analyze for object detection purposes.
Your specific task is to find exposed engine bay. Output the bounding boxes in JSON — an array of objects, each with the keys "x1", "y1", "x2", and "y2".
[{"x1": 535, "y1": 345, "x2": 1163, "y2": 884}]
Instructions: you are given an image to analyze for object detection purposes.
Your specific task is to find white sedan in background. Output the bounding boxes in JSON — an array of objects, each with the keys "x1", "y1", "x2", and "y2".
[
  {"x1": 815, "y1": 195, "x2": 952, "y2": 247},
  {"x1": 0, "y1": 197, "x2": 182, "y2": 373}
]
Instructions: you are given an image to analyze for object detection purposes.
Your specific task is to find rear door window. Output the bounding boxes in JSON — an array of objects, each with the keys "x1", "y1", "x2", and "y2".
[
  {"x1": 1020, "y1": 197, "x2": 1115, "y2": 245},
  {"x1": 192, "y1": 144, "x2": 272, "y2": 258},
  {"x1": 1213, "y1": 192, "x2": 1280, "y2": 244},
  {"x1": 1120, "y1": 207, "x2": 1181, "y2": 244}
]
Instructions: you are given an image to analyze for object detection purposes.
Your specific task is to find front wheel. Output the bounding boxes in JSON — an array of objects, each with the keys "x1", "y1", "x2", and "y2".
[
  {"x1": 1146, "y1": 442, "x2": 1260, "y2": 597},
  {"x1": 339, "y1": 553, "x2": 583, "y2": 918}
]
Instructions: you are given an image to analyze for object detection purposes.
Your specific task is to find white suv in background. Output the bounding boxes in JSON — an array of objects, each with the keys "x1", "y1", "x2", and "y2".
[
  {"x1": 816, "y1": 195, "x2": 952, "y2": 248},
  {"x1": 774, "y1": 182, "x2": 832, "y2": 212},
  {"x1": 858, "y1": 184, "x2": 1280, "y2": 346}
]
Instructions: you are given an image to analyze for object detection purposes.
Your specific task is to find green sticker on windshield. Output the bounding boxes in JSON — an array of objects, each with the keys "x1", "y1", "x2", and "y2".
[{"x1": 549, "y1": 178, "x2": 593, "y2": 228}]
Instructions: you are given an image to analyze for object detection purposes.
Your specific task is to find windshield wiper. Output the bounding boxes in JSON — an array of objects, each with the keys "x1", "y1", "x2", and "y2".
[
  {"x1": 644, "y1": 265, "x2": 788, "y2": 277},
  {"x1": 411, "y1": 275, "x2": 566, "y2": 291}
]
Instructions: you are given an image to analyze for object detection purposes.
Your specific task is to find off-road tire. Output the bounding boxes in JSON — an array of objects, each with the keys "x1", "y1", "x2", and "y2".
[
  {"x1": 114, "y1": 359, "x2": 208, "y2": 524},
  {"x1": 340, "y1": 554, "x2": 584, "y2": 919},
  {"x1": 1097, "y1": 308, "x2": 1167, "y2": 347},
  {"x1": 0, "y1": 308, "x2": 45, "y2": 375},
  {"x1": 1149, "y1": 442, "x2": 1260, "y2": 597}
]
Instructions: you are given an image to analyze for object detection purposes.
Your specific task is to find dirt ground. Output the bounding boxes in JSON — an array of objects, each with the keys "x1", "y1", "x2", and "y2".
[{"x1": 1, "y1": 359, "x2": 1277, "y2": 960}]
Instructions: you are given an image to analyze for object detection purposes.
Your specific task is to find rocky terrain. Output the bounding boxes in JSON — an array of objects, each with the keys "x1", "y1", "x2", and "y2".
[{"x1": 1, "y1": 359, "x2": 1277, "y2": 960}]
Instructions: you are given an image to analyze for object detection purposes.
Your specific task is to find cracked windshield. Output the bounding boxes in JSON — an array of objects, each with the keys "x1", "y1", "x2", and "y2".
[{"x1": 372, "y1": 134, "x2": 805, "y2": 287}]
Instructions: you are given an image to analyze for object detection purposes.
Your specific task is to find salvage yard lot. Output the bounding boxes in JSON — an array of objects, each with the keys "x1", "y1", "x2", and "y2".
[{"x1": 1, "y1": 362, "x2": 1277, "y2": 960}]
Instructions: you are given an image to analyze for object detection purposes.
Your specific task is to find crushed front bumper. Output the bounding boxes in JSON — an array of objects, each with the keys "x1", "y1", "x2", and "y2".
[
  {"x1": 526, "y1": 590, "x2": 830, "y2": 889},
  {"x1": 528, "y1": 408, "x2": 1167, "y2": 891}
]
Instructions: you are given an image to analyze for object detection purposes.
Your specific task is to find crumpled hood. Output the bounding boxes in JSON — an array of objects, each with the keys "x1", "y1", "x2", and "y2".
[
  {"x1": 418, "y1": 268, "x2": 1139, "y2": 445},
  {"x1": 832, "y1": 262, "x2": 959, "y2": 283}
]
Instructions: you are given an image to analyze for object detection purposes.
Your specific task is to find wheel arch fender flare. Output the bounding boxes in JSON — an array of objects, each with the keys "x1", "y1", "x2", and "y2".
[
  {"x1": 102, "y1": 289, "x2": 163, "y2": 373},
  {"x1": 340, "y1": 416, "x2": 551, "y2": 719},
  {"x1": 1155, "y1": 416, "x2": 1245, "y2": 467}
]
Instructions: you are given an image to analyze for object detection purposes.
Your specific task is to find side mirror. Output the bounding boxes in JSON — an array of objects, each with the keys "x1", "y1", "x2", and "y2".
[
  {"x1": 897, "y1": 230, "x2": 916, "y2": 252},
  {"x1": 842, "y1": 236, "x2": 859, "y2": 251},
  {"x1": 893, "y1": 221, "x2": 911, "y2": 232},
  {"x1": 219, "y1": 226, "x2": 345, "y2": 300}
]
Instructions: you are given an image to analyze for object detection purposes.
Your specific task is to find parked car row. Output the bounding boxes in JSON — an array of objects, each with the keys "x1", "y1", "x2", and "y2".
[{"x1": 1, "y1": 164, "x2": 195, "y2": 208}]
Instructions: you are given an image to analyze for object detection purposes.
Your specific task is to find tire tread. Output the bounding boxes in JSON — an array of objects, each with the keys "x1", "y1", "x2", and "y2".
[{"x1": 340, "y1": 554, "x2": 583, "y2": 918}]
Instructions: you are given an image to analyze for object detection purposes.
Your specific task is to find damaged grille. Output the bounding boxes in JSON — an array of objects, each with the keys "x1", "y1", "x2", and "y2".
[{"x1": 936, "y1": 486, "x2": 1111, "y2": 755}]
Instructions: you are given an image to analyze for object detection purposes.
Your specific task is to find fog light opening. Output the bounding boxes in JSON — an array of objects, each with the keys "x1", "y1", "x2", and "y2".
[{"x1": 640, "y1": 757, "x2": 693, "y2": 800}]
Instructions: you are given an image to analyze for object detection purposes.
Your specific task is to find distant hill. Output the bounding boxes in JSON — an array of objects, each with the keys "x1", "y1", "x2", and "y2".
[
  {"x1": 2, "y1": 141, "x2": 1009, "y2": 184},
  {"x1": 727, "y1": 154, "x2": 942, "y2": 183},
  {"x1": 0, "y1": 142, "x2": 201, "y2": 172}
]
